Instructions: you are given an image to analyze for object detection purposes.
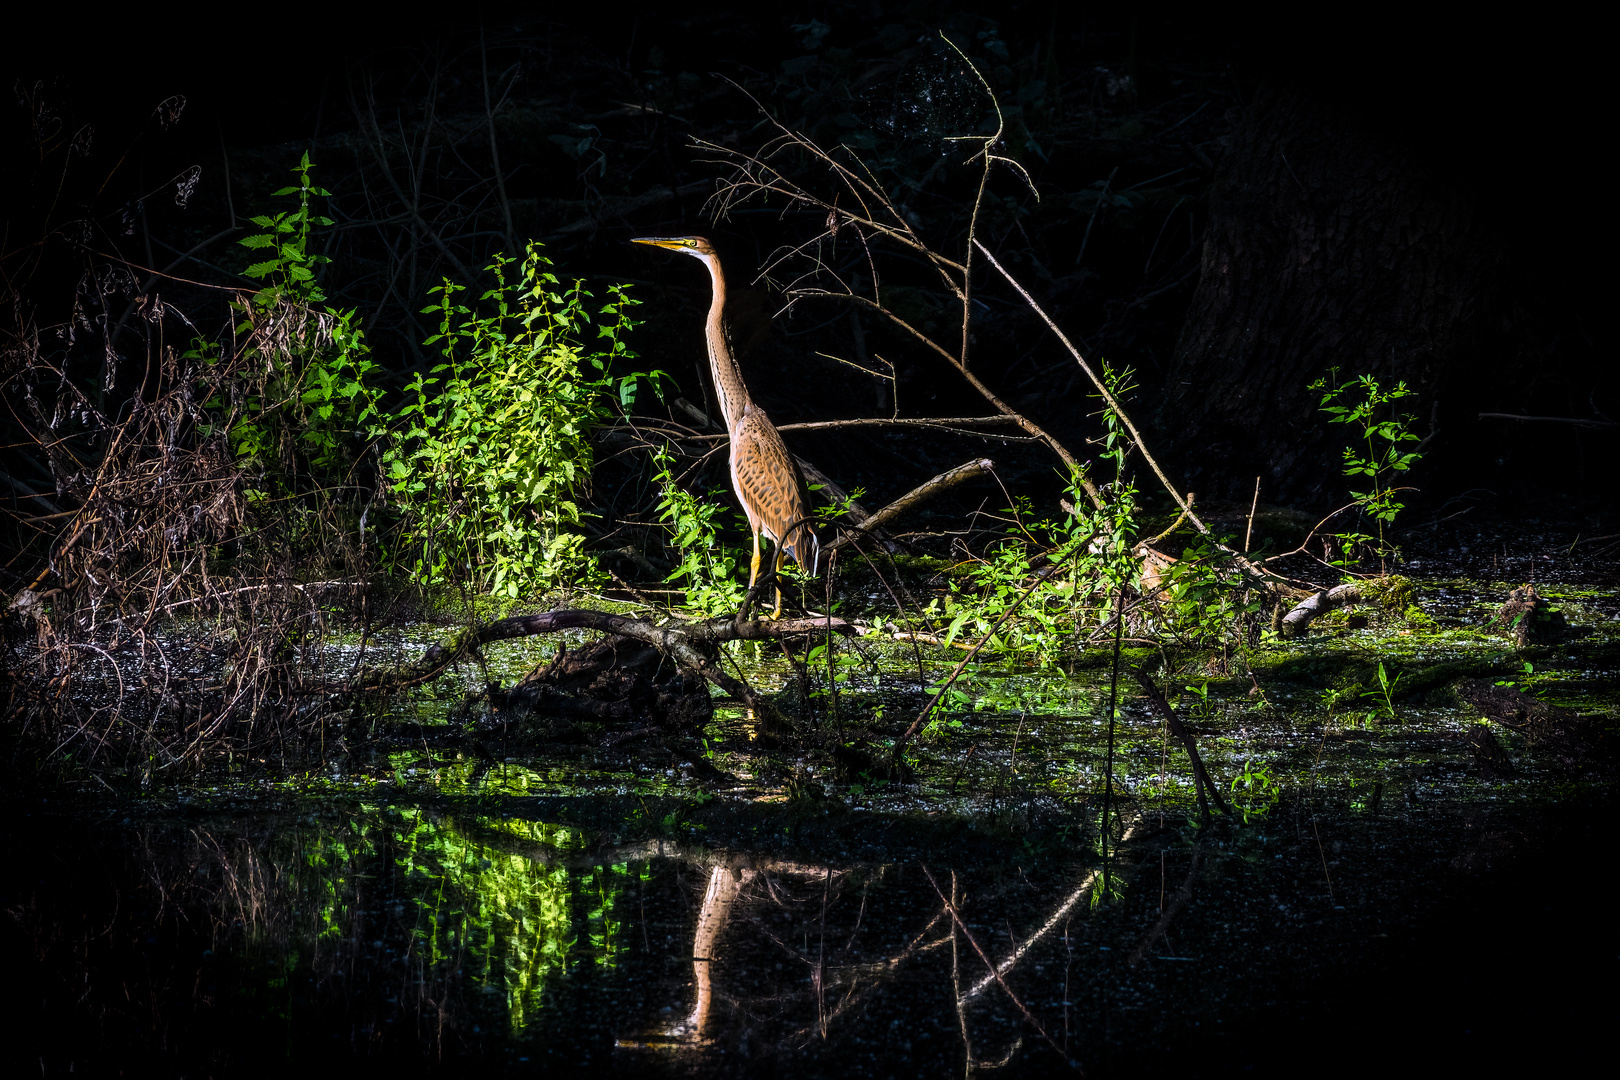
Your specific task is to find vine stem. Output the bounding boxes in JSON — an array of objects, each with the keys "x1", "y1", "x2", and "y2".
[{"x1": 1102, "y1": 591, "x2": 1123, "y2": 896}]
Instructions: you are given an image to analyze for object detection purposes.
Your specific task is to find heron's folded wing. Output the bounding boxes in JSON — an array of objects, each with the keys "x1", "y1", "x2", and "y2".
[{"x1": 732, "y1": 408, "x2": 815, "y2": 565}]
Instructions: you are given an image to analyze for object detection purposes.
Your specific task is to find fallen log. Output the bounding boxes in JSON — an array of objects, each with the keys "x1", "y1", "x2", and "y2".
[
  {"x1": 1454, "y1": 678, "x2": 1613, "y2": 776},
  {"x1": 1279, "y1": 583, "x2": 1368, "y2": 637},
  {"x1": 1278, "y1": 575, "x2": 1416, "y2": 637},
  {"x1": 405, "y1": 608, "x2": 854, "y2": 732},
  {"x1": 495, "y1": 636, "x2": 713, "y2": 733}
]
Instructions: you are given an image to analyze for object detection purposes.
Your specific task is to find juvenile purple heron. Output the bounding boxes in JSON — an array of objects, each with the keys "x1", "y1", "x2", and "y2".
[{"x1": 632, "y1": 236, "x2": 819, "y2": 617}]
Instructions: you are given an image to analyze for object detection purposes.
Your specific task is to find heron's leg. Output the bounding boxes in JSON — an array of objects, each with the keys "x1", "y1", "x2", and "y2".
[
  {"x1": 748, "y1": 530, "x2": 762, "y2": 588},
  {"x1": 771, "y1": 549, "x2": 786, "y2": 619}
]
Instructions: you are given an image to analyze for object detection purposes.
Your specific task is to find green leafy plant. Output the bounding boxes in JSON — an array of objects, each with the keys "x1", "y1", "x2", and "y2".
[
  {"x1": 919, "y1": 678, "x2": 972, "y2": 740},
  {"x1": 1495, "y1": 659, "x2": 1535, "y2": 688},
  {"x1": 381, "y1": 244, "x2": 657, "y2": 597},
  {"x1": 1312, "y1": 370, "x2": 1423, "y2": 568},
  {"x1": 652, "y1": 445, "x2": 747, "y2": 616},
  {"x1": 1151, "y1": 536, "x2": 1266, "y2": 645},
  {"x1": 1229, "y1": 760, "x2": 1281, "y2": 822},
  {"x1": 1361, "y1": 660, "x2": 1403, "y2": 724},
  {"x1": 200, "y1": 153, "x2": 380, "y2": 495},
  {"x1": 1180, "y1": 679, "x2": 1213, "y2": 720},
  {"x1": 806, "y1": 641, "x2": 864, "y2": 697},
  {"x1": 239, "y1": 151, "x2": 332, "y2": 308},
  {"x1": 922, "y1": 362, "x2": 1143, "y2": 668}
]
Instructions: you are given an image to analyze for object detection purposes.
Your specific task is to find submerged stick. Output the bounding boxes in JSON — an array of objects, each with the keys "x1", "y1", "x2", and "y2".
[
  {"x1": 1128, "y1": 844, "x2": 1204, "y2": 967},
  {"x1": 1102, "y1": 597, "x2": 1123, "y2": 898},
  {"x1": 1131, "y1": 669, "x2": 1232, "y2": 820},
  {"x1": 958, "y1": 812, "x2": 1144, "y2": 1005},
  {"x1": 920, "y1": 865, "x2": 1077, "y2": 1070}
]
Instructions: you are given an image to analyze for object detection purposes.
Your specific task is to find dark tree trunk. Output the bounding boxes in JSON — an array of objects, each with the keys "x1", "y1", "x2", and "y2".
[{"x1": 1156, "y1": 85, "x2": 1525, "y2": 505}]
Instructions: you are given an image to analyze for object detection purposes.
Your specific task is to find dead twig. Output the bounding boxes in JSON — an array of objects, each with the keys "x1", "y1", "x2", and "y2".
[
  {"x1": 829, "y1": 458, "x2": 996, "y2": 549},
  {"x1": 1131, "y1": 668, "x2": 1232, "y2": 821},
  {"x1": 1477, "y1": 412, "x2": 1617, "y2": 430},
  {"x1": 1128, "y1": 845, "x2": 1203, "y2": 966}
]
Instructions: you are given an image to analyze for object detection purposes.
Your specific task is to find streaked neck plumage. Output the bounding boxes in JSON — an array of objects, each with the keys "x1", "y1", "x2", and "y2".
[{"x1": 697, "y1": 251, "x2": 750, "y2": 434}]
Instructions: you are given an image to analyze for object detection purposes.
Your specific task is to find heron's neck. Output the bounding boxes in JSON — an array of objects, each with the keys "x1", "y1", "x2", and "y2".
[{"x1": 701, "y1": 254, "x2": 749, "y2": 432}]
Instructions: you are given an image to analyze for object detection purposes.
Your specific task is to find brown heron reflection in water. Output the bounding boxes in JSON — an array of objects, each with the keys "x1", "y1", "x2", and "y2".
[
  {"x1": 672, "y1": 864, "x2": 750, "y2": 1042},
  {"x1": 614, "y1": 860, "x2": 764, "y2": 1050},
  {"x1": 613, "y1": 822, "x2": 1142, "y2": 1069}
]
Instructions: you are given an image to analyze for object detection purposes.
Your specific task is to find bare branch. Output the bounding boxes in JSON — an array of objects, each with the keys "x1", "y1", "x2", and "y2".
[
  {"x1": 1478, "y1": 412, "x2": 1617, "y2": 430},
  {"x1": 1131, "y1": 668, "x2": 1232, "y2": 820},
  {"x1": 777, "y1": 416, "x2": 1022, "y2": 434},
  {"x1": 974, "y1": 240, "x2": 1296, "y2": 587},
  {"x1": 799, "y1": 289, "x2": 1094, "y2": 490},
  {"x1": 830, "y1": 458, "x2": 997, "y2": 547}
]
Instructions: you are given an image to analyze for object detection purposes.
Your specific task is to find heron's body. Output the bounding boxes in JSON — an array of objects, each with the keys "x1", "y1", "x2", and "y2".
[{"x1": 633, "y1": 236, "x2": 819, "y2": 615}]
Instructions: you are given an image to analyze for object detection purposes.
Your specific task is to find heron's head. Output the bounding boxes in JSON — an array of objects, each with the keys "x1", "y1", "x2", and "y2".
[{"x1": 631, "y1": 235, "x2": 716, "y2": 260}]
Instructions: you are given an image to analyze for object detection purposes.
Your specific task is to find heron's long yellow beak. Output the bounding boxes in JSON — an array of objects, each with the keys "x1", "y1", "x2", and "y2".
[{"x1": 631, "y1": 237, "x2": 689, "y2": 250}]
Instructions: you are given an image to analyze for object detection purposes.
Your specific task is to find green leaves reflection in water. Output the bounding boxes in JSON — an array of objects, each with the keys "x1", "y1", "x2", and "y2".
[{"x1": 306, "y1": 807, "x2": 632, "y2": 1035}]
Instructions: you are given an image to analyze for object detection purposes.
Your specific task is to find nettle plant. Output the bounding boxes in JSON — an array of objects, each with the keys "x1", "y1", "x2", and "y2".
[
  {"x1": 1312, "y1": 370, "x2": 1423, "y2": 569},
  {"x1": 382, "y1": 245, "x2": 658, "y2": 598},
  {"x1": 199, "y1": 153, "x2": 379, "y2": 498},
  {"x1": 651, "y1": 445, "x2": 748, "y2": 617}
]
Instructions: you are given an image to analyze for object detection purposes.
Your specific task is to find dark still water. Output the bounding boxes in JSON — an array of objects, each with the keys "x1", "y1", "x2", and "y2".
[{"x1": 2, "y1": 791, "x2": 1611, "y2": 1077}]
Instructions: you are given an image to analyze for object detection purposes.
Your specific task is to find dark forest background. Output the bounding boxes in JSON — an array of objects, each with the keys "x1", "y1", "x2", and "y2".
[{"x1": 3, "y1": 2, "x2": 1611, "y2": 561}]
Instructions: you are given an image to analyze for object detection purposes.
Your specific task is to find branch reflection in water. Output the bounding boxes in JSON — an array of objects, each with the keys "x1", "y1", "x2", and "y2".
[{"x1": 16, "y1": 792, "x2": 1533, "y2": 1075}]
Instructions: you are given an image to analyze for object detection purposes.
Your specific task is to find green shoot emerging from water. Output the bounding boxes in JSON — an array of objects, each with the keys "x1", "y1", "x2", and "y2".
[{"x1": 1312, "y1": 370, "x2": 1423, "y2": 571}]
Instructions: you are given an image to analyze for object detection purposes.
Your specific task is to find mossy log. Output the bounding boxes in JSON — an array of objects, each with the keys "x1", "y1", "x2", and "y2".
[
  {"x1": 1278, "y1": 574, "x2": 1416, "y2": 637},
  {"x1": 403, "y1": 608, "x2": 854, "y2": 734}
]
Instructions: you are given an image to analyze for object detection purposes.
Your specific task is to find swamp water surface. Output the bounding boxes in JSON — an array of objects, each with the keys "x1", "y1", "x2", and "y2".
[{"x1": 4, "y1": 568, "x2": 1617, "y2": 1076}]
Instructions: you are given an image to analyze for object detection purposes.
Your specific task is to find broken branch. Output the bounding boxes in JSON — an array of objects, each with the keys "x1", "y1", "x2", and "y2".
[
  {"x1": 1132, "y1": 668, "x2": 1232, "y2": 820},
  {"x1": 830, "y1": 458, "x2": 996, "y2": 549}
]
